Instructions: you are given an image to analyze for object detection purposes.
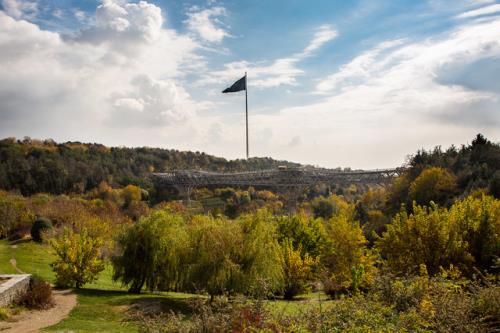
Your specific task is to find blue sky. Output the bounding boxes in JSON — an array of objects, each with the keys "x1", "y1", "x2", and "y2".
[{"x1": 0, "y1": 0, "x2": 499, "y2": 168}]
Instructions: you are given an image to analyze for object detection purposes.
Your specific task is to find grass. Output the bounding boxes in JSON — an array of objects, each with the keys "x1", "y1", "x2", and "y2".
[{"x1": 0, "y1": 239, "x2": 332, "y2": 332}]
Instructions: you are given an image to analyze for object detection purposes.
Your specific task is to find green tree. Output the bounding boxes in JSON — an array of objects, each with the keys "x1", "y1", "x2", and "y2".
[
  {"x1": 186, "y1": 215, "x2": 245, "y2": 298},
  {"x1": 376, "y1": 203, "x2": 472, "y2": 276},
  {"x1": 186, "y1": 211, "x2": 283, "y2": 298},
  {"x1": 50, "y1": 228, "x2": 105, "y2": 288},
  {"x1": 112, "y1": 211, "x2": 188, "y2": 293},
  {"x1": 449, "y1": 194, "x2": 500, "y2": 270},
  {"x1": 322, "y1": 215, "x2": 376, "y2": 296},
  {"x1": 275, "y1": 213, "x2": 326, "y2": 257},
  {"x1": 281, "y1": 239, "x2": 318, "y2": 299},
  {"x1": 409, "y1": 167, "x2": 457, "y2": 207},
  {"x1": 311, "y1": 196, "x2": 334, "y2": 219}
]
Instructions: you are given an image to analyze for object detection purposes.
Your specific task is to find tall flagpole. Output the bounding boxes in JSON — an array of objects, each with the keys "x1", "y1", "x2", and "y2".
[{"x1": 245, "y1": 72, "x2": 249, "y2": 159}]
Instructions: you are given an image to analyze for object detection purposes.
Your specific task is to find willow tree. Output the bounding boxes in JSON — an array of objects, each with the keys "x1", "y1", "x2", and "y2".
[
  {"x1": 111, "y1": 211, "x2": 188, "y2": 293},
  {"x1": 185, "y1": 211, "x2": 283, "y2": 299}
]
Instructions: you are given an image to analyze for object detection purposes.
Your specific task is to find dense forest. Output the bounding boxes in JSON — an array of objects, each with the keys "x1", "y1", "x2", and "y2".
[{"x1": 0, "y1": 137, "x2": 299, "y2": 196}]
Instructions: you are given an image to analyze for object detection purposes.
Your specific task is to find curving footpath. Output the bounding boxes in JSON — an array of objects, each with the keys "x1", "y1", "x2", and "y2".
[{"x1": 0, "y1": 289, "x2": 77, "y2": 333}]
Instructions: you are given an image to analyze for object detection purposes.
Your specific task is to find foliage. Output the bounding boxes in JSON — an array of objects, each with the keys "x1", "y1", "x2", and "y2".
[
  {"x1": 0, "y1": 191, "x2": 35, "y2": 239},
  {"x1": 354, "y1": 188, "x2": 390, "y2": 243},
  {"x1": 186, "y1": 211, "x2": 283, "y2": 298},
  {"x1": 275, "y1": 213, "x2": 326, "y2": 257},
  {"x1": 311, "y1": 196, "x2": 334, "y2": 219},
  {"x1": 387, "y1": 134, "x2": 500, "y2": 212},
  {"x1": 31, "y1": 217, "x2": 53, "y2": 242},
  {"x1": 281, "y1": 240, "x2": 318, "y2": 299},
  {"x1": 16, "y1": 276, "x2": 55, "y2": 310},
  {"x1": 112, "y1": 211, "x2": 188, "y2": 293},
  {"x1": 50, "y1": 228, "x2": 105, "y2": 288},
  {"x1": 377, "y1": 194, "x2": 500, "y2": 275},
  {"x1": 135, "y1": 296, "x2": 270, "y2": 333},
  {"x1": 409, "y1": 167, "x2": 457, "y2": 206},
  {"x1": 0, "y1": 137, "x2": 299, "y2": 197},
  {"x1": 377, "y1": 203, "x2": 471, "y2": 275},
  {"x1": 0, "y1": 307, "x2": 11, "y2": 321},
  {"x1": 449, "y1": 194, "x2": 500, "y2": 271},
  {"x1": 322, "y1": 214, "x2": 376, "y2": 296}
]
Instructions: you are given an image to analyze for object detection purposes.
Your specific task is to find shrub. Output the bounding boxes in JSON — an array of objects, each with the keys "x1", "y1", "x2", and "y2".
[
  {"x1": 31, "y1": 217, "x2": 52, "y2": 242},
  {"x1": 311, "y1": 196, "x2": 334, "y2": 219},
  {"x1": 0, "y1": 307, "x2": 11, "y2": 321},
  {"x1": 8, "y1": 224, "x2": 32, "y2": 241},
  {"x1": 449, "y1": 194, "x2": 500, "y2": 271},
  {"x1": 281, "y1": 240, "x2": 318, "y2": 300},
  {"x1": 377, "y1": 195, "x2": 500, "y2": 276},
  {"x1": 275, "y1": 213, "x2": 326, "y2": 258},
  {"x1": 51, "y1": 228, "x2": 105, "y2": 288},
  {"x1": 409, "y1": 167, "x2": 457, "y2": 207},
  {"x1": 16, "y1": 277, "x2": 54, "y2": 310},
  {"x1": 376, "y1": 203, "x2": 472, "y2": 276},
  {"x1": 0, "y1": 192, "x2": 35, "y2": 239},
  {"x1": 322, "y1": 215, "x2": 376, "y2": 296}
]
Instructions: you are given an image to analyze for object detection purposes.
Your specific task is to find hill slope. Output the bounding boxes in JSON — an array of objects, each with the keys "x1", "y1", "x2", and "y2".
[{"x1": 0, "y1": 137, "x2": 300, "y2": 195}]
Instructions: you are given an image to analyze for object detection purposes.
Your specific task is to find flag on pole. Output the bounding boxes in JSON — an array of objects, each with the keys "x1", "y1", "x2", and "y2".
[
  {"x1": 222, "y1": 73, "x2": 249, "y2": 159},
  {"x1": 222, "y1": 75, "x2": 246, "y2": 93}
]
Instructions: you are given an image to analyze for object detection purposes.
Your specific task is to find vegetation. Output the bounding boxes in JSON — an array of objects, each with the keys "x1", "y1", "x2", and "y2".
[
  {"x1": 16, "y1": 276, "x2": 54, "y2": 310},
  {"x1": 0, "y1": 137, "x2": 299, "y2": 196},
  {"x1": 377, "y1": 194, "x2": 500, "y2": 276},
  {"x1": 30, "y1": 217, "x2": 52, "y2": 242},
  {"x1": 112, "y1": 211, "x2": 188, "y2": 293},
  {"x1": 51, "y1": 228, "x2": 106, "y2": 288},
  {"x1": 0, "y1": 134, "x2": 498, "y2": 331}
]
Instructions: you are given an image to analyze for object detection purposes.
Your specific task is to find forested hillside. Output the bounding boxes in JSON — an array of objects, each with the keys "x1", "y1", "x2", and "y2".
[{"x1": 0, "y1": 137, "x2": 299, "y2": 195}]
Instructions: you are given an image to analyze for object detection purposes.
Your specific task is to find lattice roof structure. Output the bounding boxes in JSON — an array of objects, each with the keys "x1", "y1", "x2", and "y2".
[{"x1": 151, "y1": 167, "x2": 403, "y2": 189}]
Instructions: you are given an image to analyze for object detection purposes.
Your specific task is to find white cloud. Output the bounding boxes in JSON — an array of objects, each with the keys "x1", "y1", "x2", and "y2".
[
  {"x1": 108, "y1": 74, "x2": 198, "y2": 127},
  {"x1": 0, "y1": 1, "x2": 207, "y2": 144},
  {"x1": 185, "y1": 6, "x2": 229, "y2": 43},
  {"x1": 198, "y1": 24, "x2": 337, "y2": 89},
  {"x1": 244, "y1": 17, "x2": 500, "y2": 167},
  {"x1": 456, "y1": 3, "x2": 500, "y2": 18},
  {"x1": 300, "y1": 25, "x2": 338, "y2": 57},
  {"x1": 1, "y1": 0, "x2": 37, "y2": 19}
]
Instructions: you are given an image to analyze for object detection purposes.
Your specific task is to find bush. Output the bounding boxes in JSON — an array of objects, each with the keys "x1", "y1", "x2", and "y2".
[
  {"x1": 31, "y1": 217, "x2": 52, "y2": 242},
  {"x1": 311, "y1": 196, "x2": 334, "y2": 219},
  {"x1": 8, "y1": 224, "x2": 32, "y2": 241},
  {"x1": 0, "y1": 192, "x2": 35, "y2": 239},
  {"x1": 16, "y1": 277, "x2": 54, "y2": 310},
  {"x1": 377, "y1": 195, "x2": 500, "y2": 276},
  {"x1": 51, "y1": 228, "x2": 105, "y2": 288},
  {"x1": 0, "y1": 307, "x2": 11, "y2": 321},
  {"x1": 322, "y1": 215, "x2": 376, "y2": 296},
  {"x1": 409, "y1": 167, "x2": 457, "y2": 207},
  {"x1": 281, "y1": 240, "x2": 318, "y2": 300}
]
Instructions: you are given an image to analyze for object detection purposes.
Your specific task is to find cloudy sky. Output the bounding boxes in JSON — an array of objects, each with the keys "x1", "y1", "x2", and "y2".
[{"x1": 0, "y1": 0, "x2": 499, "y2": 168}]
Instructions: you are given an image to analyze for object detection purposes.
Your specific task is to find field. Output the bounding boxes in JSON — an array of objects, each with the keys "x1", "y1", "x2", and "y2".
[{"x1": 0, "y1": 240, "x2": 330, "y2": 332}]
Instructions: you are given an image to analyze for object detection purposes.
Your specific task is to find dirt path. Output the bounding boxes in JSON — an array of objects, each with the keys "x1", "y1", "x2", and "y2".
[
  {"x1": 0, "y1": 289, "x2": 77, "y2": 333},
  {"x1": 8, "y1": 258, "x2": 24, "y2": 274}
]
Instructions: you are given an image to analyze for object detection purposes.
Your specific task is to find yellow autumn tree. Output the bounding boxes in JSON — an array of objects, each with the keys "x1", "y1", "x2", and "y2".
[
  {"x1": 281, "y1": 239, "x2": 318, "y2": 299},
  {"x1": 50, "y1": 227, "x2": 105, "y2": 288},
  {"x1": 322, "y1": 215, "x2": 376, "y2": 296}
]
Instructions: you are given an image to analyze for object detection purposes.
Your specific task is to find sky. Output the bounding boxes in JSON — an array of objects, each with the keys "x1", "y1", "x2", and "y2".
[{"x1": 0, "y1": 0, "x2": 499, "y2": 169}]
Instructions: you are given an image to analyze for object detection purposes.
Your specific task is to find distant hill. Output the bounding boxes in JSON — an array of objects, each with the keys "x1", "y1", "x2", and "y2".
[{"x1": 0, "y1": 137, "x2": 300, "y2": 196}]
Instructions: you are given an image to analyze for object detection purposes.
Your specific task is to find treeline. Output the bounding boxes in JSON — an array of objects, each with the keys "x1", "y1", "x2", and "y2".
[{"x1": 0, "y1": 137, "x2": 299, "y2": 196}]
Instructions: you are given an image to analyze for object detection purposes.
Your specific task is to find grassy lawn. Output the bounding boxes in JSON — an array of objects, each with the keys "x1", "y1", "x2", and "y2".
[{"x1": 0, "y1": 240, "x2": 331, "y2": 332}]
